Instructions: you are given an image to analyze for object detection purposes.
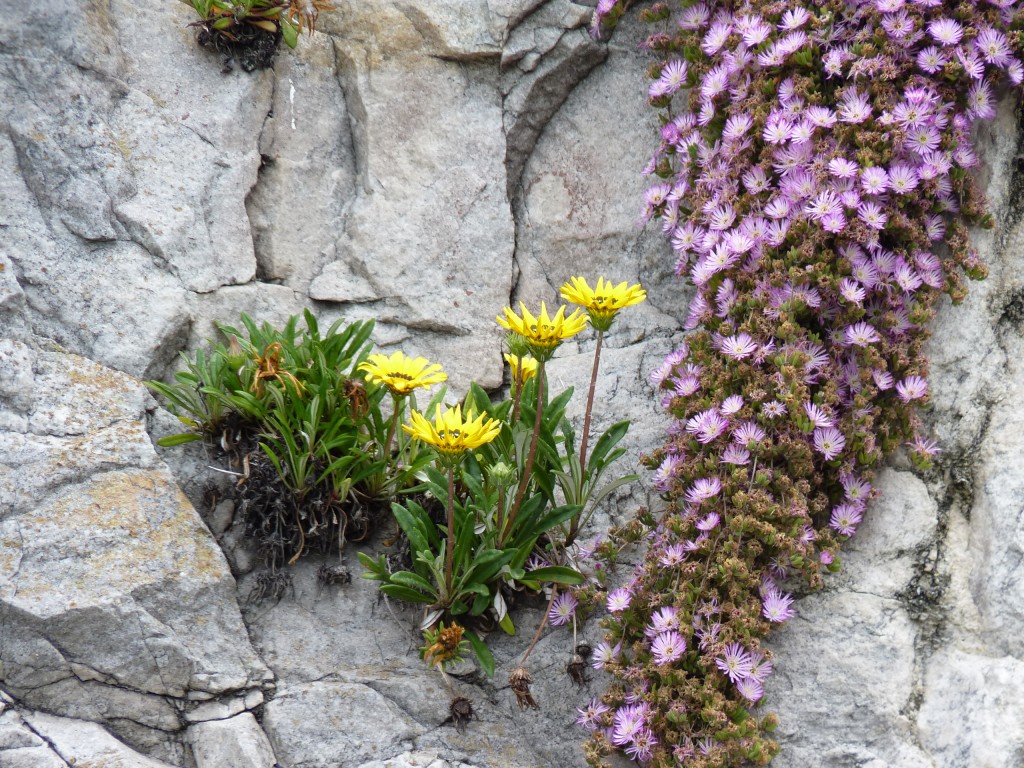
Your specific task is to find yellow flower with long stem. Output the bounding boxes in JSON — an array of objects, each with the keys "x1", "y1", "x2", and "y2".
[
  {"x1": 496, "y1": 301, "x2": 584, "y2": 544},
  {"x1": 559, "y1": 276, "x2": 647, "y2": 333},
  {"x1": 404, "y1": 404, "x2": 501, "y2": 598},
  {"x1": 404, "y1": 404, "x2": 501, "y2": 463},
  {"x1": 496, "y1": 302, "x2": 586, "y2": 544},
  {"x1": 496, "y1": 302, "x2": 588, "y2": 362},
  {"x1": 503, "y1": 352, "x2": 538, "y2": 386},
  {"x1": 559, "y1": 276, "x2": 646, "y2": 545},
  {"x1": 504, "y1": 351, "x2": 537, "y2": 425},
  {"x1": 359, "y1": 350, "x2": 447, "y2": 395},
  {"x1": 359, "y1": 350, "x2": 447, "y2": 464}
]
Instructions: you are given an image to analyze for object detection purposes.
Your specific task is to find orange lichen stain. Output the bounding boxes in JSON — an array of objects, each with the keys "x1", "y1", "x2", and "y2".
[
  {"x1": 65, "y1": 357, "x2": 138, "y2": 399},
  {"x1": 0, "y1": 537, "x2": 22, "y2": 596},
  {"x1": 56, "y1": 422, "x2": 144, "y2": 469},
  {"x1": 0, "y1": 538, "x2": 21, "y2": 562},
  {"x1": 14, "y1": 469, "x2": 229, "y2": 603}
]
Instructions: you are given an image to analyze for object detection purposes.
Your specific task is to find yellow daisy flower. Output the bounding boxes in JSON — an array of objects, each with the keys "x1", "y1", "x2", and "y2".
[
  {"x1": 496, "y1": 302, "x2": 589, "y2": 361},
  {"x1": 358, "y1": 350, "x2": 447, "y2": 396},
  {"x1": 503, "y1": 353, "x2": 538, "y2": 384},
  {"x1": 404, "y1": 404, "x2": 501, "y2": 460},
  {"x1": 560, "y1": 276, "x2": 646, "y2": 332}
]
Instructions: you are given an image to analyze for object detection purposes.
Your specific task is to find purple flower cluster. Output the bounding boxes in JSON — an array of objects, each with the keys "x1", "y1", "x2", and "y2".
[
  {"x1": 715, "y1": 641, "x2": 774, "y2": 702},
  {"x1": 584, "y1": 1, "x2": 1021, "y2": 766}
]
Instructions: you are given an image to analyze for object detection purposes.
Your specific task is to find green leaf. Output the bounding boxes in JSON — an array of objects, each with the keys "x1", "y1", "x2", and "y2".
[
  {"x1": 452, "y1": 516, "x2": 476, "y2": 571},
  {"x1": 522, "y1": 565, "x2": 584, "y2": 586},
  {"x1": 498, "y1": 612, "x2": 516, "y2": 636},
  {"x1": 588, "y1": 420, "x2": 630, "y2": 468},
  {"x1": 530, "y1": 503, "x2": 582, "y2": 537},
  {"x1": 280, "y1": 18, "x2": 298, "y2": 48},
  {"x1": 250, "y1": 18, "x2": 278, "y2": 33},
  {"x1": 466, "y1": 549, "x2": 515, "y2": 584},
  {"x1": 464, "y1": 629, "x2": 495, "y2": 677},
  {"x1": 303, "y1": 308, "x2": 320, "y2": 341},
  {"x1": 470, "y1": 591, "x2": 490, "y2": 615},
  {"x1": 257, "y1": 442, "x2": 288, "y2": 485},
  {"x1": 380, "y1": 584, "x2": 435, "y2": 604},
  {"x1": 461, "y1": 581, "x2": 490, "y2": 598},
  {"x1": 589, "y1": 473, "x2": 639, "y2": 509},
  {"x1": 357, "y1": 552, "x2": 389, "y2": 580},
  {"x1": 388, "y1": 571, "x2": 437, "y2": 597},
  {"x1": 503, "y1": 493, "x2": 547, "y2": 547},
  {"x1": 392, "y1": 502, "x2": 432, "y2": 556},
  {"x1": 156, "y1": 433, "x2": 203, "y2": 447},
  {"x1": 465, "y1": 382, "x2": 493, "y2": 417}
]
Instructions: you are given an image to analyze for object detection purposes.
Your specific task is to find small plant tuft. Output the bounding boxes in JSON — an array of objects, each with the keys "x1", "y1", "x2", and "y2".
[
  {"x1": 179, "y1": 0, "x2": 334, "y2": 71},
  {"x1": 150, "y1": 279, "x2": 644, "y2": 713}
]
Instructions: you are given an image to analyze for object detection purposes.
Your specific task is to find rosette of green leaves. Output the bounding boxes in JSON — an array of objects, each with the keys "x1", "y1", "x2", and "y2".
[
  {"x1": 553, "y1": 415, "x2": 637, "y2": 545},
  {"x1": 145, "y1": 344, "x2": 245, "y2": 445},
  {"x1": 463, "y1": 378, "x2": 628, "y2": 573},
  {"x1": 147, "y1": 311, "x2": 414, "y2": 505},
  {"x1": 359, "y1": 465, "x2": 511, "y2": 675},
  {"x1": 179, "y1": 0, "x2": 302, "y2": 48},
  {"x1": 359, "y1": 459, "x2": 583, "y2": 672}
]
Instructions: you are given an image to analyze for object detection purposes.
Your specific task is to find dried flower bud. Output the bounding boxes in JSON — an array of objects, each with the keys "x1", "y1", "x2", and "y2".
[
  {"x1": 567, "y1": 653, "x2": 589, "y2": 686},
  {"x1": 449, "y1": 696, "x2": 474, "y2": 731},
  {"x1": 422, "y1": 622, "x2": 466, "y2": 670},
  {"x1": 316, "y1": 563, "x2": 351, "y2": 587},
  {"x1": 508, "y1": 666, "x2": 539, "y2": 710}
]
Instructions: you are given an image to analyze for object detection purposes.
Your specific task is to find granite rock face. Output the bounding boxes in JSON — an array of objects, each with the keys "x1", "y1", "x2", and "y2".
[
  {"x1": 766, "y1": 100, "x2": 1024, "y2": 768},
  {"x1": 1, "y1": 1, "x2": 1022, "y2": 767},
  {"x1": 0, "y1": 342, "x2": 272, "y2": 765}
]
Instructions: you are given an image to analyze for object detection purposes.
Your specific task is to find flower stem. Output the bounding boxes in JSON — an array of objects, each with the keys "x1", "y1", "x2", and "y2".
[
  {"x1": 520, "y1": 585, "x2": 558, "y2": 665},
  {"x1": 383, "y1": 392, "x2": 402, "y2": 462},
  {"x1": 511, "y1": 368, "x2": 524, "y2": 424},
  {"x1": 506, "y1": 362, "x2": 545, "y2": 541},
  {"x1": 495, "y1": 485, "x2": 506, "y2": 550},
  {"x1": 444, "y1": 466, "x2": 456, "y2": 603},
  {"x1": 579, "y1": 330, "x2": 603, "y2": 476},
  {"x1": 566, "y1": 331, "x2": 603, "y2": 546}
]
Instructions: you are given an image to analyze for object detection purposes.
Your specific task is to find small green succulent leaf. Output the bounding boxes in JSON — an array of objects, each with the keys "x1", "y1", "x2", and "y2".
[
  {"x1": 280, "y1": 18, "x2": 299, "y2": 47},
  {"x1": 521, "y1": 565, "x2": 584, "y2": 586},
  {"x1": 380, "y1": 584, "x2": 435, "y2": 604},
  {"x1": 156, "y1": 433, "x2": 203, "y2": 447},
  {"x1": 465, "y1": 629, "x2": 495, "y2": 677}
]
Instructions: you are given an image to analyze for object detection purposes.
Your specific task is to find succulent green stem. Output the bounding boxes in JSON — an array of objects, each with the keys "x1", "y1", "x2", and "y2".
[
  {"x1": 444, "y1": 466, "x2": 456, "y2": 602},
  {"x1": 506, "y1": 361, "x2": 545, "y2": 542},
  {"x1": 578, "y1": 330, "x2": 603, "y2": 480},
  {"x1": 382, "y1": 392, "x2": 402, "y2": 462},
  {"x1": 566, "y1": 330, "x2": 603, "y2": 546}
]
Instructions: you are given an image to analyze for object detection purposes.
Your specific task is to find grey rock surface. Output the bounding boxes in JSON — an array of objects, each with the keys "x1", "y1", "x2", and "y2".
[
  {"x1": 187, "y1": 712, "x2": 278, "y2": 768},
  {"x1": 2, "y1": 705, "x2": 180, "y2": 768},
  {"x1": 356, "y1": 752, "x2": 479, "y2": 768},
  {"x1": 0, "y1": 342, "x2": 271, "y2": 763},
  {"x1": 766, "y1": 98, "x2": 1024, "y2": 768},
  {"x1": 0, "y1": 1, "x2": 1022, "y2": 767},
  {"x1": 262, "y1": 681, "x2": 424, "y2": 767}
]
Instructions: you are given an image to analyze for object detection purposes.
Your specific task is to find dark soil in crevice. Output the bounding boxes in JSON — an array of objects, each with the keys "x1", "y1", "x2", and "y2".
[{"x1": 194, "y1": 26, "x2": 282, "y2": 73}]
